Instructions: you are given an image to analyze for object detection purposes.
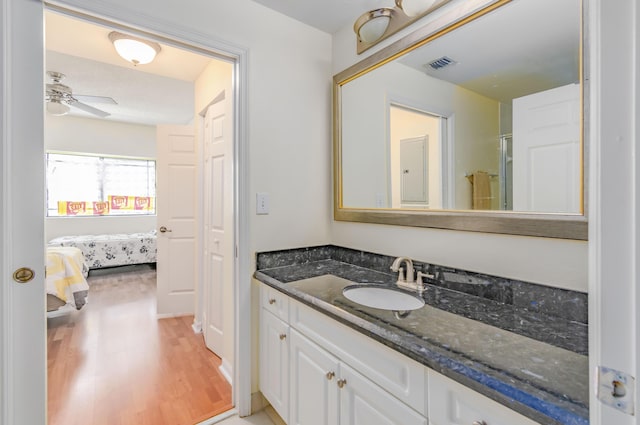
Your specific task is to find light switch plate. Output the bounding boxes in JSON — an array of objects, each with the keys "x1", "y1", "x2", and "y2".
[
  {"x1": 256, "y1": 192, "x2": 269, "y2": 215},
  {"x1": 596, "y1": 366, "x2": 635, "y2": 415}
]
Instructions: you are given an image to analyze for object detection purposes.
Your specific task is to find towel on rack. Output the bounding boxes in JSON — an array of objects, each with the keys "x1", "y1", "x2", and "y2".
[{"x1": 469, "y1": 171, "x2": 492, "y2": 210}]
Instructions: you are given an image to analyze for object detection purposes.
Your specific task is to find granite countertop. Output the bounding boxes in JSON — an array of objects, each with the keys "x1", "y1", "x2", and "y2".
[{"x1": 254, "y1": 259, "x2": 589, "y2": 425}]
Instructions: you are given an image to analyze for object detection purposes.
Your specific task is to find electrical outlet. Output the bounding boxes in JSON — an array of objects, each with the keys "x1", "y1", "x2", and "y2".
[
  {"x1": 256, "y1": 192, "x2": 269, "y2": 215},
  {"x1": 596, "y1": 366, "x2": 635, "y2": 415}
]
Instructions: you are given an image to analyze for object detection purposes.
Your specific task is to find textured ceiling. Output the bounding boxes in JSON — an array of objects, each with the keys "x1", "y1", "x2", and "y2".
[{"x1": 397, "y1": 0, "x2": 580, "y2": 103}]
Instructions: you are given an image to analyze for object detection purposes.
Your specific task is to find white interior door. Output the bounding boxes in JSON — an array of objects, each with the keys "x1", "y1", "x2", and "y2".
[
  {"x1": 1, "y1": 1, "x2": 46, "y2": 423},
  {"x1": 156, "y1": 125, "x2": 197, "y2": 316},
  {"x1": 512, "y1": 83, "x2": 580, "y2": 213},
  {"x1": 202, "y1": 92, "x2": 233, "y2": 359}
]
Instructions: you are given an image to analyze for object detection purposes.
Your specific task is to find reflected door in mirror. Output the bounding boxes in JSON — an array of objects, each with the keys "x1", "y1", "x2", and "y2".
[{"x1": 513, "y1": 83, "x2": 581, "y2": 213}]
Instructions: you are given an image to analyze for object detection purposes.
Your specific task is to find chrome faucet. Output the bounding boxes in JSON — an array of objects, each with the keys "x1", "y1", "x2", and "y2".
[{"x1": 390, "y1": 257, "x2": 426, "y2": 294}]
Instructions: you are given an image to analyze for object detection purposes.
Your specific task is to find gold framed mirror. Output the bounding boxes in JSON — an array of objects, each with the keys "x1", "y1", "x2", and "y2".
[{"x1": 333, "y1": 0, "x2": 587, "y2": 240}]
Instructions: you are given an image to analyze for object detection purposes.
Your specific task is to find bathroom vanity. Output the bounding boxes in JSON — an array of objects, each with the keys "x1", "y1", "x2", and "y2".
[{"x1": 254, "y1": 246, "x2": 588, "y2": 425}]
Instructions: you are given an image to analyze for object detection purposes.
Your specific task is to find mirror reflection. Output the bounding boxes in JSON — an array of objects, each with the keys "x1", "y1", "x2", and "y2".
[{"x1": 339, "y1": 0, "x2": 582, "y2": 214}]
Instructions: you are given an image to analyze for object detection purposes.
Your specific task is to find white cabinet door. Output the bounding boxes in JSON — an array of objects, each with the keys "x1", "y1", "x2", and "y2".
[
  {"x1": 428, "y1": 370, "x2": 538, "y2": 425},
  {"x1": 260, "y1": 309, "x2": 290, "y2": 423},
  {"x1": 340, "y1": 363, "x2": 427, "y2": 425},
  {"x1": 289, "y1": 329, "x2": 340, "y2": 425}
]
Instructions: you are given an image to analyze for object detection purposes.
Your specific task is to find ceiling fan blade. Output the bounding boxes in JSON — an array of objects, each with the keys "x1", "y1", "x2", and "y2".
[
  {"x1": 74, "y1": 94, "x2": 118, "y2": 105},
  {"x1": 69, "y1": 100, "x2": 111, "y2": 118}
]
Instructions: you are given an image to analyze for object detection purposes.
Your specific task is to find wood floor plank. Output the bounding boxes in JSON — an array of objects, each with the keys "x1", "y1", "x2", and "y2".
[{"x1": 47, "y1": 266, "x2": 232, "y2": 425}]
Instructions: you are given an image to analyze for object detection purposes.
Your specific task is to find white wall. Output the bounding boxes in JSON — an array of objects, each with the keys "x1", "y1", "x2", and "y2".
[
  {"x1": 332, "y1": 3, "x2": 587, "y2": 292},
  {"x1": 45, "y1": 114, "x2": 157, "y2": 240},
  {"x1": 452, "y1": 86, "x2": 500, "y2": 210},
  {"x1": 195, "y1": 60, "x2": 233, "y2": 115},
  {"x1": 341, "y1": 61, "x2": 499, "y2": 209},
  {"x1": 45, "y1": 114, "x2": 156, "y2": 157}
]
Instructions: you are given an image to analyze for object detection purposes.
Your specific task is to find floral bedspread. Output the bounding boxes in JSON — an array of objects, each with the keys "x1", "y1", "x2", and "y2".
[{"x1": 48, "y1": 231, "x2": 157, "y2": 269}]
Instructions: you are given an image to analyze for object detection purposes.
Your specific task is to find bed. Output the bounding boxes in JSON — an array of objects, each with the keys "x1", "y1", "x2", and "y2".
[
  {"x1": 46, "y1": 246, "x2": 89, "y2": 312},
  {"x1": 47, "y1": 230, "x2": 157, "y2": 270}
]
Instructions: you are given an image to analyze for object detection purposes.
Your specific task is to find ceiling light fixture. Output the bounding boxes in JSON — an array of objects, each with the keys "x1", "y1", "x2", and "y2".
[
  {"x1": 108, "y1": 31, "x2": 161, "y2": 66},
  {"x1": 398, "y1": 0, "x2": 437, "y2": 18},
  {"x1": 354, "y1": 0, "x2": 451, "y2": 54},
  {"x1": 46, "y1": 98, "x2": 70, "y2": 116},
  {"x1": 354, "y1": 8, "x2": 394, "y2": 44}
]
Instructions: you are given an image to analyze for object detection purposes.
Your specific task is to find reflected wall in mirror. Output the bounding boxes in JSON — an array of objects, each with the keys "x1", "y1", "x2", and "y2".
[{"x1": 337, "y1": 0, "x2": 582, "y2": 218}]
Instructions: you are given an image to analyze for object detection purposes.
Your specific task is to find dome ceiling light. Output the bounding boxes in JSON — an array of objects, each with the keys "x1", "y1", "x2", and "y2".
[{"x1": 109, "y1": 31, "x2": 161, "y2": 66}]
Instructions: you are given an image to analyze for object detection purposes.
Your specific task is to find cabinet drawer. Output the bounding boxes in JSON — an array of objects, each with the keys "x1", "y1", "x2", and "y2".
[
  {"x1": 290, "y1": 299, "x2": 427, "y2": 415},
  {"x1": 261, "y1": 284, "x2": 289, "y2": 322},
  {"x1": 428, "y1": 370, "x2": 538, "y2": 425}
]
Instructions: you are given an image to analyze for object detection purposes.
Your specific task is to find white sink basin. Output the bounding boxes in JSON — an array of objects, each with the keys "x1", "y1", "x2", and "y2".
[{"x1": 342, "y1": 285, "x2": 425, "y2": 311}]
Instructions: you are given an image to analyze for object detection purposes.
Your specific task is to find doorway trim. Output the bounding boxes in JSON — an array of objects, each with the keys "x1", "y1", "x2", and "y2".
[
  {"x1": 45, "y1": 0, "x2": 252, "y2": 417},
  {"x1": 386, "y1": 95, "x2": 454, "y2": 209}
]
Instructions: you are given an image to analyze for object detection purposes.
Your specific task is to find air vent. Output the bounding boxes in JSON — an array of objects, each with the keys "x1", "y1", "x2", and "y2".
[{"x1": 425, "y1": 56, "x2": 457, "y2": 71}]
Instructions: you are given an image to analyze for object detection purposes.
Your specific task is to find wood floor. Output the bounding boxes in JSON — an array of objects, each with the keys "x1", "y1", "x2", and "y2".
[{"x1": 47, "y1": 266, "x2": 232, "y2": 425}]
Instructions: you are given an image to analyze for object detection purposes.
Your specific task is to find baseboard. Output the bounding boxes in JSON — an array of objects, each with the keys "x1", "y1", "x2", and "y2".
[
  {"x1": 263, "y1": 406, "x2": 286, "y2": 425},
  {"x1": 194, "y1": 408, "x2": 237, "y2": 425},
  {"x1": 250, "y1": 392, "x2": 285, "y2": 425},
  {"x1": 155, "y1": 312, "x2": 192, "y2": 319},
  {"x1": 192, "y1": 320, "x2": 203, "y2": 334},
  {"x1": 251, "y1": 391, "x2": 268, "y2": 414},
  {"x1": 219, "y1": 358, "x2": 233, "y2": 385}
]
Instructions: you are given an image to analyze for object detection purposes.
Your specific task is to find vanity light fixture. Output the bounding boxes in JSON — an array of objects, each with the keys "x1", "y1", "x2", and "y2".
[
  {"x1": 354, "y1": 0, "x2": 451, "y2": 54},
  {"x1": 354, "y1": 8, "x2": 394, "y2": 44},
  {"x1": 108, "y1": 31, "x2": 161, "y2": 66},
  {"x1": 399, "y1": 0, "x2": 438, "y2": 17}
]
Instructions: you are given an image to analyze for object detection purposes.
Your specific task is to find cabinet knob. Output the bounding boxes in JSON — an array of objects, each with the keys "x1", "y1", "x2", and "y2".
[
  {"x1": 337, "y1": 379, "x2": 347, "y2": 388},
  {"x1": 268, "y1": 298, "x2": 276, "y2": 305},
  {"x1": 472, "y1": 421, "x2": 488, "y2": 425},
  {"x1": 326, "y1": 371, "x2": 335, "y2": 380},
  {"x1": 279, "y1": 333, "x2": 287, "y2": 341}
]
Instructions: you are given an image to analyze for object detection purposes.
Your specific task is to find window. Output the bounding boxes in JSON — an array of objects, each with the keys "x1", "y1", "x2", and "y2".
[{"x1": 46, "y1": 153, "x2": 156, "y2": 217}]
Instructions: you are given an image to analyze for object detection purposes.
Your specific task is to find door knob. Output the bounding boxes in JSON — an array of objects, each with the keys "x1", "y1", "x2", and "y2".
[
  {"x1": 13, "y1": 267, "x2": 35, "y2": 283},
  {"x1": 337, "y1": 379, "x2": 347, "y2": 388},
  {"x1": 472, "y1": 421, "x2": 488, "y2": 425},
  {"x1": 159, "y1": 226, "x2": 172, "y2": 233},
  {"x1": 279, "y1": 333, "x2": 287, "y2": 341},
  {"x1": 326, "y1": 371, "x2": 335, "y2": 380}
]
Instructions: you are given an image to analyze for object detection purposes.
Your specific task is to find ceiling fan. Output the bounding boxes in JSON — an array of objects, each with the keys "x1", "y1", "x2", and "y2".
[{"x1": 45, "y1": 71, "x2": 116, "y2": 118}]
